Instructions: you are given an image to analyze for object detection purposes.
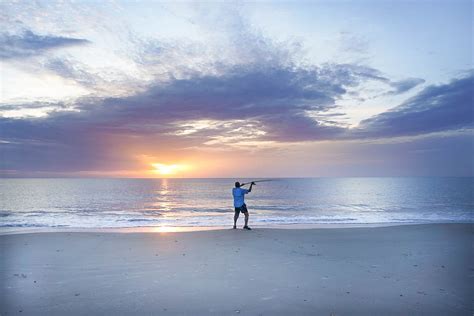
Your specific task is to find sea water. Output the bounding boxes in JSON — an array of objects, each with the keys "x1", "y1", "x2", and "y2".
[{"x1": 0, "y1": 178, "x2": 472, "y2": 230}]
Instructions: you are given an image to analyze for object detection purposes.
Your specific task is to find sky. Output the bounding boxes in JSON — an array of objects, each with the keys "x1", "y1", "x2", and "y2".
[{"x1": 0, "y1": 0, "x2": 472, "y2": 178}]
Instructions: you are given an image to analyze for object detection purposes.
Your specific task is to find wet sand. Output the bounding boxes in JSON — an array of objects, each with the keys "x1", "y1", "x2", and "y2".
[{"x1": 1, "y1": 224, "x2": 472, "y2": 315}]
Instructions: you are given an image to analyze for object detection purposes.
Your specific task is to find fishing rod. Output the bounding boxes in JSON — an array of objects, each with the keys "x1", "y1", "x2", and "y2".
[{"x1": 240, "y1": 179, "x2": 275, "y2": 186}]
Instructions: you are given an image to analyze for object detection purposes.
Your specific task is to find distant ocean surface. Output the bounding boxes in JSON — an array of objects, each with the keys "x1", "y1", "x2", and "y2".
[{"x1": 0, "y1": 178, "x2": 472, "y2": 230}]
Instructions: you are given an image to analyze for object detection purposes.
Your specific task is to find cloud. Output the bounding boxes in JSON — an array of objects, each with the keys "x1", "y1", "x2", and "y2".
[
  {"x1": 2, "y1": 67, "x2": 472, "y2": 156},
  {"x1": 45, "y1": 58, "x2": 98, "y2": 87},
  {"x1": 324, "y1": 64, "x2": 423, "y2": 96},
  {"x1": 387, "y1": 78, "x2": 425, "y2": 95},
  {"x1": 0, "y1": 30, "x2": 90, "y2": 59},
  {"x1": 1, "y1": 66, "x2": 472, "y2": 176},
  {"x1": 356, "y1": 73, "x2": 473, "y2": 138},
  {"x1": 72, "y1": 62, "x2": 381, "y2": 141}
]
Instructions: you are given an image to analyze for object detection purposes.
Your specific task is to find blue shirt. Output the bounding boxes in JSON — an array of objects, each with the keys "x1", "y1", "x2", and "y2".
[{"x1": 232, "y1": 187, "x2": 249, "y2": 208}]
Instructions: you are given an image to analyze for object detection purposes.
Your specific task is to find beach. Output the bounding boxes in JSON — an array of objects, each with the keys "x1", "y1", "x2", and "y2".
[{"x1": 1, "y1": 224, "x2": 472, "y2": 315}]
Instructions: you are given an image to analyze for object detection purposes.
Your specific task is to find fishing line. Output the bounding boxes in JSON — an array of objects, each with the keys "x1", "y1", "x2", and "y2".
[{"x1": 240, "y1": 179, "x2": 277, "y2": 186}]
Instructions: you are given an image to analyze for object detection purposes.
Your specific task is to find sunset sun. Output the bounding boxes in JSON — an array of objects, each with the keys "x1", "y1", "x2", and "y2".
[{"x1": 151, "y1": 163, "x2": 187, "y2": 176}]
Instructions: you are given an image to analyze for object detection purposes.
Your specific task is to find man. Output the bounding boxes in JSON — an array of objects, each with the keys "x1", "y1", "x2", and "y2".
[{"x1": 232, "y1": 181, "x2": 255, "y2": 230}]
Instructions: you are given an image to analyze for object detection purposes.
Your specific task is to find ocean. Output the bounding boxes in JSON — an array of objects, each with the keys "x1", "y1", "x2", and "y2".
[{"x1": 0, "y1": 178, "x2": 472, "y2": 230}]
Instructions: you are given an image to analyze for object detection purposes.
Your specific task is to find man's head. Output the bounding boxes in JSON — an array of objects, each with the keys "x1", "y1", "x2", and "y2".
[{"x1": 235, "y1": 181, "x2": 241, "y2": 188}]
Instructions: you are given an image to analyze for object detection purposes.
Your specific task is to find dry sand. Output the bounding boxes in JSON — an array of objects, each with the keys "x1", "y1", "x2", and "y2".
[{"x1": 1, "y1": 224, "x2": 472, "y2": 315}]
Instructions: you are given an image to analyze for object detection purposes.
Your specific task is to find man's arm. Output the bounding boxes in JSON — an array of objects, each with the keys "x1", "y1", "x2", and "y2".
[{"x1": 248, "y1": 182, "x2": 255, "y2": 193}]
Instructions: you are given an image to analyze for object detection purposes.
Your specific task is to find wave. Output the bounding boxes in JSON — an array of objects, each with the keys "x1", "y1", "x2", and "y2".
[
  {"x1": 0, "y1": 223, "x2": 69, "y2": 228},
  {"x1": 125, "y1": 218, "x2": 160, "y2": 222}
]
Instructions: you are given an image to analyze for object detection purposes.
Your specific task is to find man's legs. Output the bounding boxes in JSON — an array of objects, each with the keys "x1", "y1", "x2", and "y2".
[{"x1": 234, "y1": 205, "x2": 251, "y2": 230}]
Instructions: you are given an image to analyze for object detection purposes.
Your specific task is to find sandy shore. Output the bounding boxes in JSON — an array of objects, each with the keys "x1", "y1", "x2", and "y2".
[{"x1": 1, "y1": 224, "x2": 472, "y2": 315}]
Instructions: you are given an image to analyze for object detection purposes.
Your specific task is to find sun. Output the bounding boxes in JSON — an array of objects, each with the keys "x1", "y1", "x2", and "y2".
[{"x1": 151, "y1": 163, "x2": 187, "y2": 176}]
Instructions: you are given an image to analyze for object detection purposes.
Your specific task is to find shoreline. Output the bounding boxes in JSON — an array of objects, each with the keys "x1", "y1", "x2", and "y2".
[{"x1": 0, "y1": 221, "x2": 470, "y2": 235}]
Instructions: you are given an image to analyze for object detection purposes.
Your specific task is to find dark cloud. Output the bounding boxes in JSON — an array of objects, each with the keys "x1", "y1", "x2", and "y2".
[
  {"x1": 73, "y1": 63, "x2": 378, "y2": 141},
  {"x1": 356, "y1": 73, "x2": 473, "y2": 138},
  {"x1": 1, "y1": 62, "x2": 472, "y2": 174},
  {"x1": 0, "y1": 30, "x2": 90, "y2": 59},
  {"x1": 387, "y1": 78, "x2": 425, "y2": 95}
]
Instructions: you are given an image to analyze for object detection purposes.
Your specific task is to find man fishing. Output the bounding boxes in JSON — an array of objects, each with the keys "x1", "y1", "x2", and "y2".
[{"x1": 232, "y1": 181, "x2": 255, "y2": 230}]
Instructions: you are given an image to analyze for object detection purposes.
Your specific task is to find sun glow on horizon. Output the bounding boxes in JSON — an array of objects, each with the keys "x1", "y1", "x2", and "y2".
[{"x1": 151, "y1": 163, "x2": 189, "y2": 176}]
